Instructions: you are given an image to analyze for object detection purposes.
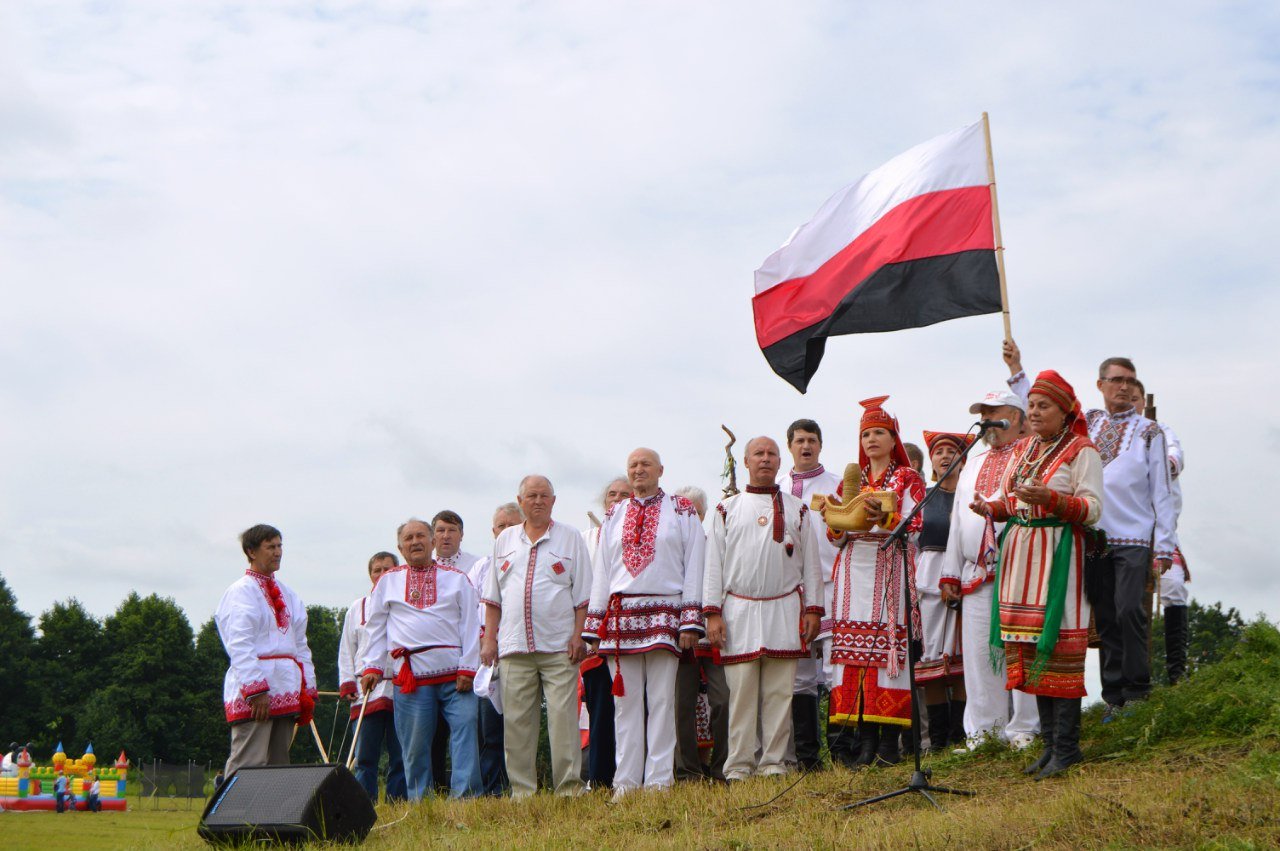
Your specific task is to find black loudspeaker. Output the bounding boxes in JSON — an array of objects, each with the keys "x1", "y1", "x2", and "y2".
[{"x1": 198, "y1": 764, "x2": 377, "y2": 844}]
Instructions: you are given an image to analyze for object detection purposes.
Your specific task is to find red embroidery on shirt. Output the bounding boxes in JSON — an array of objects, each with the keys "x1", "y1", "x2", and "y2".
[
  {"x1": 975, "y1": 443, "x2": 1017, "y2": 498},
  {"x1": 524, "y1": 543, "x2": 539, "y2": 651},
  {"x1": 247, "y1": 570, "x2": 291, "y2": 632},
  {"x1": 622, "y1": 491, "x2": 663, "y2": 577},
  {"x1": 551, "y1": 561, "x2": 565, "y2": 575},
  {"x1": 405, "y1": 564, "x2": 438, "y2": 610}
]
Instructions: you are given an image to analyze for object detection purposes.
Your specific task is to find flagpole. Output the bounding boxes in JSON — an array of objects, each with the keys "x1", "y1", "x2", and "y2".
[{"x1": 982, "y1": 112, "x2": 1012, "y2": 341}]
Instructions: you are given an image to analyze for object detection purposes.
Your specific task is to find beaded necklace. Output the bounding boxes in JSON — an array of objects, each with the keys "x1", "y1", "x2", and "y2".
[{"x1": 1011, "y1": 425, "x2": 1070, "y2": 518}]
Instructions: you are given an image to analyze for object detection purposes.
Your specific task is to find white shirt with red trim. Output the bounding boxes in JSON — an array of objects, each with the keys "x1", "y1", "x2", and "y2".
[
  {"x1": 939, "y1": 442, "x2": 1018, "y2": 596},
  {"x1": 783, "y1": 466, "x2": 842, "y2": 637},
  {"x1": 437, "y1": 550, "x2": 482, "y2": 575},
  {"x1": 702, "y1": 488, "x2": 824, "y2": 664},
  {"x1": 482, "y1": 521, "x2": 591, "y2": 659},
  {"x1": 359, "y1": 563, "x2": 480, "y2": 685},
  {"x1": 338, "y1": 594, "x2": 396, "y2": 717},
  {"x1": 215, "y1": 570, "x2": 317, "y2": 723},
  {"x1": 1087, "y1": 407, "x2": 1177, "y2": 558},
  {"x1": 583, "y1": 490, "x2": 706, "y2": 654}
]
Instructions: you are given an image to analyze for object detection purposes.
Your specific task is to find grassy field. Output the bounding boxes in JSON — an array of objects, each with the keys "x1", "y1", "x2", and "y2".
[{"x1": 5, "y1": 622, "x2": 1278, "y2": 850}]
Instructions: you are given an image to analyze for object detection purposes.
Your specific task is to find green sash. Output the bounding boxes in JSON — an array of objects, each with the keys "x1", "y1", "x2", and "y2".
[{"x1": 988, "y1": 515, "x2": 1074, "y2": 682}]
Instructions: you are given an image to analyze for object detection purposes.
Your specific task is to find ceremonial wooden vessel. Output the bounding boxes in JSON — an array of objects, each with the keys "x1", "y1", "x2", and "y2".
[{"x1": 810, "y1": 463, "x2": 896, "y2": 533}]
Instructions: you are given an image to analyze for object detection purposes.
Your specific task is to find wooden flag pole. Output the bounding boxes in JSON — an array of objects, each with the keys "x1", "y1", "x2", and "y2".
[
  {"x1": 346, "y1": 692, "x2": 371, "y2": 771},
  {"x1": 982, "y1": 112, "x2": 1012, "y2": 341}
]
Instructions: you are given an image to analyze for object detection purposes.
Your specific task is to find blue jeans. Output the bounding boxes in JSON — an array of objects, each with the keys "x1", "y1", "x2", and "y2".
[
  {"x1": 477, "y1": 694, "x2": 508, "y2": 796},
  {"x1": 393, "y1": 682, "x2": 480, "y2": 799},
  {"x1": 353, "y1": 709, "x2": 407, "y2": 802}
]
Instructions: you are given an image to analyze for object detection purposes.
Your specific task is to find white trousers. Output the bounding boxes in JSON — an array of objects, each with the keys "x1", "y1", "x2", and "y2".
[
  {"x1": 725, "y1": 656, "x2": 796, "y2": 780},
  {"x1": 613, "y1": 651, "x2": 678, "y2": 792},
  {"x1": 961, "y1": 581, "x2": 1038, "y2": 740}
]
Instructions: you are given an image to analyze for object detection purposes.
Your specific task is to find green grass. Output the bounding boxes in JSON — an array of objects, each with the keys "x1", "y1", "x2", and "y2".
[{"x1": 5, "y1": 621, "x2": 1278, "y2": 850}]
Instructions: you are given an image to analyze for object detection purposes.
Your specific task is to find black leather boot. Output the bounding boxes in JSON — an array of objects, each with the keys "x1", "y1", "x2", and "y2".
[
  {"x1": 874, "y1": 724, "x2": 902, "y2": 766},
  {"x1": 1023, "y1": 696, "x2": 1056, "y2": 775},
  {"x1": 1036, "y1": 698, "x2": 1083, "y2": 780},
  {"x1": 791, "y1": 694, "x2": 823, "y2": 770},
  {"x1": 948, "y1": 699, "x2": 966, "y2": 747},
  {"x1": 1165, "y1": 605, "x2": 1189, "y2": 685},
  {"x1": 827, "y1": 721, "x2": 859, "y2": 768},
  {"x1": 852, "y1": 722, "x2": 879, "y2": 768},
  {"x1": 925, "y1": 703, "x2": 950, "y2": 753}
]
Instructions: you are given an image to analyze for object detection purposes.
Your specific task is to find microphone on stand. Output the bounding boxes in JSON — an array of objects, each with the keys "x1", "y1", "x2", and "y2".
[{"x1": 976, "y1": 418, "x2": 1010, "y2": 431}]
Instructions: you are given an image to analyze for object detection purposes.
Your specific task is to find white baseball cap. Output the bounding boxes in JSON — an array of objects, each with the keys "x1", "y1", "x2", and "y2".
[{"x1": 969, "y1": 390, "x2": 1026, "y2": 414}]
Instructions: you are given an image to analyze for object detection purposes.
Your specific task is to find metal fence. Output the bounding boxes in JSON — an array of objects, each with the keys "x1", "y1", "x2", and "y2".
[{"x1": 133, "y1": 759, "x2": 214, "y2": 810}]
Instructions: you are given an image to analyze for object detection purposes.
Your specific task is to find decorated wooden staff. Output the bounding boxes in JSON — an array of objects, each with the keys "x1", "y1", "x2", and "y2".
[
  {"x1": 346, "y1": 691, "x2": 371, "y2": 771},
  {"x1": 721, "y1": 424, "x2": 740, "y2": 498}
]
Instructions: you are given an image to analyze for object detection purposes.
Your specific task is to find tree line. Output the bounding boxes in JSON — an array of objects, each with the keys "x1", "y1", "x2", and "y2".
[
  {"x1": 0, "y1": 571, "x2": 1256, "y2": 766},
  {"x1": 0, "y1": 573, "x2": 342, "y2": 766}
]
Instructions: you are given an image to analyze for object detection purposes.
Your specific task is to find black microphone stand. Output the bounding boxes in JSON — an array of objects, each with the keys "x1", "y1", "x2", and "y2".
[{"x1": 842, "y1": 422, "x2": 995, "y2": 812}]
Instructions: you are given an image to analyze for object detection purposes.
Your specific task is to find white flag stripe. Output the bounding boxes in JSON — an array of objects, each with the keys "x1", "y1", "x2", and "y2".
[{"x1": 753, "y1": 120, "x2": 988, "y2": 295}]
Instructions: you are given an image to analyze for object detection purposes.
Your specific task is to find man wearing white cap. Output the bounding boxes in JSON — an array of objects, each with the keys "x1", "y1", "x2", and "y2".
[{"x1": 938, "y1": 387, "x2": 1040, "y2": 748}]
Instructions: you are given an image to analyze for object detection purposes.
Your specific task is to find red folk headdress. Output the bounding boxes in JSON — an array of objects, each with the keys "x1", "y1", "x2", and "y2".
[
  {"x1": 1030, "y1": 370, "x2": 1088, "y2": 438},
  {"x1": 858, "y1": 395, "x2": 911, "y2": 469},
  {"x1": 922, "y1": 431, "x2": 975, "y2": 455}
]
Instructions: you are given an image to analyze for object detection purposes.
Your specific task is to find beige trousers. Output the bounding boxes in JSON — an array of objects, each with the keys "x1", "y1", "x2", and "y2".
[
  {"x1": 225, "y1": 716, "x2": 295, "y2": 776},
  {"x1": 499, "y1": 652, "x2": 584, "y2": 798},
  {"x1": 724, "y1": 656, "x2": 797, "y2": 780}
]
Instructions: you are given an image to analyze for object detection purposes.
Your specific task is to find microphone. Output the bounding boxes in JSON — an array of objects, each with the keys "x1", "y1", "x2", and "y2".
[{"x1": 977, "y1": 418, "x2": 1010, "y2": 431}]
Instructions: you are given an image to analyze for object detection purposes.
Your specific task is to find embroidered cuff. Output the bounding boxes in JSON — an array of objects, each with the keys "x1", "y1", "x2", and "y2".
[
  {"x1": 988, "y1": 501, "x2": 1011, "y2": 522},
  {"x1": 803, "y1": 606, "x2": 825, "y2": 616},
  {"x1": 1007, "y1": 370, "x2": 1026, "y2": 386},
  {"x1": 680, "y1": 605, "x2": 703, "y2": 628},
  {"x1": 679, "y1": 625, "x2": 706, "y2": 635},
  {"x1": 240, "y1": 679, "x2": 269, "y2": 699},
  {"x1": 583, "y1": 614, "x2": 604, "y2": 635},
  {"x1": 479, "y1": 597, "x2": 501, "y2": 609},
  {"x1": 339, "y1": 681, "x2": 357, "y2": 698},
  {"x1": 939, "y1": 577, "x2": 962, "y2": 591},
  {"x1": 1154, "y1": 550, "x2": 1175, "y2": 561},
  {"x1": 702, "y1": 605, "x2": 723, "y2": 616},
  {"x1": 456, "y1": 669, "x2": 476, "y2": 679},
  {"x1": 361, "y1": 667, "x2": 384, "y2": 679}
]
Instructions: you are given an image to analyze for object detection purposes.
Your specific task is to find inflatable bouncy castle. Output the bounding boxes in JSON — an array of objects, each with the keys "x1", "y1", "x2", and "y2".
[{"x1": 0, "y1": 743, "x2": 129, "y2": 812}]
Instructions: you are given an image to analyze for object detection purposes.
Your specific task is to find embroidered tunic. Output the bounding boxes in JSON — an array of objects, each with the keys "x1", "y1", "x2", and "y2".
[
  {"x1": 782, "y1": 465, "x2": 842, "y2": 639},
  {"x1": 481, "y1": 521, "x2": 591, "y2": 658},
  {"x1": 828, "y1": 464, "x2": 925, "y2": 727},
  {"x1": 939, "y1": 443, "x2": 1018, "y2": 596},
  {"x1": 360, "y1": 563, "x2": 480, "y2": 689},
  {"x1": 702, "y1": 489, "x2": 824, "y2": 665},
  {"x1": 1086, "y1": 408, "x2": 1177, "y2": 558},
  {"x1": 338, "y1": 594, "x2": 397, "y2": 718},
  {"x1": 988, "y1": 433, "x2": 1103, "y2": 698},
  {"x1": 583, "y1": 490, "x2": 706, "y2": 655},
  {"x1": 215, "y1": 570, "x2": 317, "y2": 723},
  {"x1": 914, "y1": 487, "x2": 961, "y2": 681}
]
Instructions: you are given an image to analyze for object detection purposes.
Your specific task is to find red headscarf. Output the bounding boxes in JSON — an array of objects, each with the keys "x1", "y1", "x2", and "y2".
[
  {"x1": 1029, "y1": 370, "x2": 1088, "y2": 438},
  {"x1": 858, "y1": 396, "x2": 912, "y2": 469}
]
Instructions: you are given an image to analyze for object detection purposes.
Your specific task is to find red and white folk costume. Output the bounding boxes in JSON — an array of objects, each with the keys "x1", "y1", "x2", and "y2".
[
  {"x1": 359, "y1": 563, "x2": 480, "y2": 690},
  {"x1": 216, "y1": 569, "x2": 317, "y2": 724},
  {"x1": 985, "y1": 372, "x2": 1103, "y2": 698},
  {"x1": 783, "y1": 464, "x2": 842, "y2": 693},
  {"x1": 938, "y1": 406, "x2": 1038, "y2": 744},
  {"x1": 338, "y1": 594, "x2": 396, "y2": 719},
  {"x1": 703, "y1": 485, "x2": 823, "y2": 780},
  {"x1": 828, "y1": 397, "x2": 926, "y2": 729},
  {"x1": 584, "y1": 489, "x2": 706, "y2": 793}
]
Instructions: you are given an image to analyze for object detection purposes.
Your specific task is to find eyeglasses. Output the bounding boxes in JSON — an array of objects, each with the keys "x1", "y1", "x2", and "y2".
[{"x1": 1101, "y1": 376, "x2": 1140, "y2": 387}]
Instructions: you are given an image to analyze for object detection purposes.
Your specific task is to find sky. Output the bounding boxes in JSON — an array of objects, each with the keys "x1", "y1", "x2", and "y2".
[{"x1": 1, "y1": 1, "x2": 1276, "y2": 632}]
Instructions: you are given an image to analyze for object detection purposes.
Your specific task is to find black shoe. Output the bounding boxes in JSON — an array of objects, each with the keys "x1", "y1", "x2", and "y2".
[
  {"x1": 791, "y1": 694, "x2": 823, "y2": 771},
  {"x1": 1023, "y1": 696, "x2": 1056, "y2": 775},
  {"x1": 925, "y1": 703, "x2": 950, "y2": 754},
  {"x1": 851, "y1": 722, "x2": 879, "y2": 768},
  {"x1": 827, "y1": 721, "x2": 860, "y2": 769},
  {"x1": 1036, "y1": 698, "x2": 1083, "y2": 780},
  {"x1": 874, "y1": 725, "x2": 902, "y2": 766},
  {"x1": 1165, "y1": 605, "x2": 1189, "y2": 685}
]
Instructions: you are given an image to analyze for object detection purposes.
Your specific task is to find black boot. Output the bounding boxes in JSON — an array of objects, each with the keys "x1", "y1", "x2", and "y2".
[
  {"x1": 1036, "y1": 698, "x2": 1083, "y2": 780},
  {"x1": 925, "y1": 703, "x2": 950, "y2": 754},
  {"x1": 874, "y1": 724, "x2": 902, "y2": 766},
  {"x1": 901, "y1": 722, "x2": 916, "y2": 756},
  {"x1": 851, "y1": 722, "x2": 880, "y2": 768},
  {"x1": 791, "y1": 694, "x2": 823, "y2": 771},
  {"x1": 1165, "y1": 605, "x2": 1189, "y2": 685},
  {"x1": 1023, "y1": 696, "x2": 1056, "y2": 775},
  {"x1": 948, "y1": 699, "x2": 966, "y2": 747},
  {"x1": 827, "y1": 721, "x2": 859, "y2": 768}
]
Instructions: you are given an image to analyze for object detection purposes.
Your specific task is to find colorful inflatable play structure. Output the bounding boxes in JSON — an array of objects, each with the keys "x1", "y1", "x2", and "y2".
[{"x1": 0, "y1": 743, "x2": 130, "y2": 812}]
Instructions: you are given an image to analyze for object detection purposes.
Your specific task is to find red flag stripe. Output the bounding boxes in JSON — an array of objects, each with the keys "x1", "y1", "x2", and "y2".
[{"x1": 752, "y1": 185, "x2": 994, "y2": 348}]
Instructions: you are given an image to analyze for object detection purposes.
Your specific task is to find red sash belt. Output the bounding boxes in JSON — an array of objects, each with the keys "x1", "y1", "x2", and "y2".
[
  {"x1": 389, "y1": 644, "x2": 460, "y2": 694},
  {"x1": 258, "y1": 654, "x2": 314, "y2": 726}
]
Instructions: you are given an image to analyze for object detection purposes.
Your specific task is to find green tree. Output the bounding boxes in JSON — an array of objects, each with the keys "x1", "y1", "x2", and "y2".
[
  {"x1": 189, "y1": 616, "x2": 231, "y2": 766},
  {"x1": 80, "y1": 593, "x2": 200, "y2": 761},
  {"x1": 0, "y1": 574, "x2": 38, "y2": 746},
  {"x1": 31, "y1": 599, "x2": 103, "y2": 754}
]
